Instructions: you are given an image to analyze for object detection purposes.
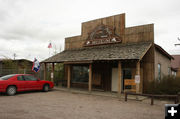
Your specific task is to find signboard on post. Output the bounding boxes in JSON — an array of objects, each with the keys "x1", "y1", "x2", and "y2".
[
  {"x1": 135, "y1": 75, "x2": 140, "y2": 84},
  {"x1": 51, "y1": 72, "x2": 54, "y2": 79},
  {"x1": 124, "y1": 79, "x2": 136, "y2": 92}
]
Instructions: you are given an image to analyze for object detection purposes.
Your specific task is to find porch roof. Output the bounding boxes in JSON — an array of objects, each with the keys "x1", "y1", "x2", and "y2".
[{"x1": 42, "y1": 41, "x2": 152, "y2": 63}]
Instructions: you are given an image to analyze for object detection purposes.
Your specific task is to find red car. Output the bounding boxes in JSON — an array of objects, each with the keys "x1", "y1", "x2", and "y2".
[{"x1": 0, "y1": 74, "x2": 54, "y2": 96}]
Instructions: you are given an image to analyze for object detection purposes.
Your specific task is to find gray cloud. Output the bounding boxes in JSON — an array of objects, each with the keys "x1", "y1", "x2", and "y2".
[{"x1": 0, "y1": 0, "x2": 180, "y2": 61}]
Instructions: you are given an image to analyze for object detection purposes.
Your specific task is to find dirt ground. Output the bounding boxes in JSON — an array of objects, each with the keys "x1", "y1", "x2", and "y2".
[{"x1": 0, "y1": 90, "x2": 165, "y2": 119}]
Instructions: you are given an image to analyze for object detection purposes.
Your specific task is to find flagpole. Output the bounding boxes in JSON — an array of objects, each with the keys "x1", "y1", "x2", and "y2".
[
  {"x1": 49, "y1": 48, "x2": 50, "y2": 57},
  {"x1": 48, "y1": 42, "x2": 52, "y2": 57}
]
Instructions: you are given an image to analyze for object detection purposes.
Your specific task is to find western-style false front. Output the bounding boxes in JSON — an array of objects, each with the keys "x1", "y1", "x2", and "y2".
[{"x1": 42, "y1": 13, "x2": 173, "y2": 93}]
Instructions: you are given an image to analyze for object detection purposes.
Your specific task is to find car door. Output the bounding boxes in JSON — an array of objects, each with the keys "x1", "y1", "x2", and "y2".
[
  {"x1": 15, "y1": 75, "x2": 28, "y2": 91},
  {"x1": 23, "y1": 75, "x2": 41, "y2": 90}
]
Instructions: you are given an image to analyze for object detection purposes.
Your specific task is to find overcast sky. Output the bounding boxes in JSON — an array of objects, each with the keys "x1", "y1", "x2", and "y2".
[{"x1": 0, "y1": 0, "x2": 180, "y2": 61}]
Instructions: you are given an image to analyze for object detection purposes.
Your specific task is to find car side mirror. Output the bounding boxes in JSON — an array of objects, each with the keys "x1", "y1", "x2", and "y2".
[{"x1": 37, "y1": 78, "x2": 40, "y2": 81}]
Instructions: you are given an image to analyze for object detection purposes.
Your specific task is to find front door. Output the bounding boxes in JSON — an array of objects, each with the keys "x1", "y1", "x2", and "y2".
[
  {"x1": 123, "y1": 69, "x2": 132, "y2": 91},
  {"x1": 111, "y1": 68, "x2": 118, "y2": 92}
]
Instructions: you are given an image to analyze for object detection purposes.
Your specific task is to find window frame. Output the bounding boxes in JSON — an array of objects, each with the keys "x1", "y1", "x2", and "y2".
[
  {"x1": 0, "y1": 74, "x2": 15, "y2": 80},
  {"x1": 71, "y1": 65, "x2": 89, "y2": 84},
  {"x1": 168, "y1": 67, "x2": 171, "y2": 76},
  {"x1": 158, "y1": 63, "x2": 161, "y2": 80},
  {"x1": 17, "y1": 76, "x2": 25, "y2": 81},
  {"x1": 23, "y1": 75, "x2": 38, "y2": 81}
]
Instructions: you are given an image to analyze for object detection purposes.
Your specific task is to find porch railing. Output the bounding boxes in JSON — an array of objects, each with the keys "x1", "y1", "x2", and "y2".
[{"x1": 124, "y1": 92, "x2": 180, "y2": 105}]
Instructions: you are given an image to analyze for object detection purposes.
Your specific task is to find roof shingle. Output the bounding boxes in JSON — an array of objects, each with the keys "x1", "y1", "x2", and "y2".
[{"x1": 42, "y1": 42, "x2": 152, "y2": 63}]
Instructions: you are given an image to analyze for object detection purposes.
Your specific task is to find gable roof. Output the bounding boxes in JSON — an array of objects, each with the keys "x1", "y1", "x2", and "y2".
[
  {"x1": 42, "y1": 42, "x2": 152, "y2": 63},
  {"x1": 0, "y1": 59, "x2": 32, "y2": 63},
  {"x1": 171, "y1": 55, "x2": 180, "y2": 69},
  {"x1": 155, "y1": 44, "x2": 174, "y2": 60}
]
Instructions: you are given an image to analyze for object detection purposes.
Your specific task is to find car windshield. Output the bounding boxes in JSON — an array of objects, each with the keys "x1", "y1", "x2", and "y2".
[{"x1": 0, "y1": 74, "x2": 16, "y2": 80}]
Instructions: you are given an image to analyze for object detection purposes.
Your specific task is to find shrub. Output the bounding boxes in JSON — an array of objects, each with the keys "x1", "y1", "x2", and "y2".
[{"x1": 145, "y1": 76, "x2": 180, "y2": 95}]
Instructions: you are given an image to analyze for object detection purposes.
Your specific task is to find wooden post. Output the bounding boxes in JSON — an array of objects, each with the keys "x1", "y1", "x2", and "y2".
[
  {"x1": 89, "y1": 64, "x2": 92, "y2": 92},
  {"x1": 151, "y1": 96, "x2": 154, "y2": 105},
  {"x1": 44, "y1": 63, "x2": 47, "y2": 80},
  {"x1": 51, "y1": 63, "x2": 54, "y2": 82},
  {"x1": 67, "y1": 65, "x2": 71, "y2": 89},
  {"x1": 177, "y1": 92, "x2": 180, "y2": 103},
  {"x1": 125, "y1": 92, "x2": 127, "y2": 101},
  {"x1": 136, "y1": 61, "x2": 140, "y2": 93},
  {"x1": 118, "y1": 61, "x2": 122, "y2": 98}
]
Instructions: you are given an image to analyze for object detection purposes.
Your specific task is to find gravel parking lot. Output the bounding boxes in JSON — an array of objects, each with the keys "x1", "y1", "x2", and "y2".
[{"x1": 0, "y1": 90, "x2": 164, "y2": 119}]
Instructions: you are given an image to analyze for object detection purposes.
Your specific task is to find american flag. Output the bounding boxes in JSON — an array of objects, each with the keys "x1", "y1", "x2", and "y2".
[
  {"x1": 32, "y1": 58, "x2": 40, "y2": 73},
  {"x1": 48, "y1": 43, "x2": 52, "y2": 48}
]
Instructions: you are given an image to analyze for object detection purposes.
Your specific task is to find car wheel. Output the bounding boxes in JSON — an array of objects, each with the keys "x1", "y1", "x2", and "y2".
[
  {"x1": 43, "y1": 84, "x2": 49, "y2": 92},
  {"x1": 6, "y1": 86, "x2": 16, "y2": 96}
]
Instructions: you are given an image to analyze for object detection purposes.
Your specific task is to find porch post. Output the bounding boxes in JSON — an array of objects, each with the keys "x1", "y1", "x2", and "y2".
[
  {"x1": 51, "y1": 63, "x2": 54, "y2": 82},
  {"x1": 136, "y1": 61, "x2": 140, "y2": 93},
  {"x1": 118, "y1": 61, "x2": 122, "y2": 95},
  {"x1": 44, "y1": 63, "x2": 47, "y2": 80},
  {"x1": 88, "y1": 64, "x2": 92, "y2": 92},
  {"x1": 67, "y1": 65, "x2": 71, "y2": 89}
]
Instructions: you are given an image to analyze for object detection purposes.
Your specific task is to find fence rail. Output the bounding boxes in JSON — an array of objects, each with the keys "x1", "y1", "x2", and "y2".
[{"x1": 124, "y1": 92, "x2": 180, "y2": 105}]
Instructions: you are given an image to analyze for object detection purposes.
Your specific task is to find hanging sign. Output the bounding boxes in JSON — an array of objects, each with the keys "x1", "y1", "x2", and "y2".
[{"x1": 84, "y1": 25, "x2": 122, "y2": 46}]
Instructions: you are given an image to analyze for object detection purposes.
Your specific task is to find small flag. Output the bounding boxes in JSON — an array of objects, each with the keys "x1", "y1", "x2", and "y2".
[
  {"x1": 48, "y1": 43, "x2": 52, "y2": 48},
  {"x1": 32, "y1": 58, "x2": 40, "y2": 73}
]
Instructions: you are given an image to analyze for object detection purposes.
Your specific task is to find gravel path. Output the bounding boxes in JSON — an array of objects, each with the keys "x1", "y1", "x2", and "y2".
[{"x1": 0, "y1": 90, "x2": 164, "y2": 119}]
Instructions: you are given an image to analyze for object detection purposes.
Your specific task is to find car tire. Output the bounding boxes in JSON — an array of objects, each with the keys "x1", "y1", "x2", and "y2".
[
  {"x1": 43, "y1": 84, "x2": 49, "y2": 92},
  {"x1": 6, "y1": 86, "x2": 16, "y2": 96}
]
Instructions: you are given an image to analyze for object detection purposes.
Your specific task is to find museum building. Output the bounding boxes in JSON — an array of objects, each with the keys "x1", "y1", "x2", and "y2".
[{"x1": 42, "y1": 13, "x2": 173, "y2": 93}]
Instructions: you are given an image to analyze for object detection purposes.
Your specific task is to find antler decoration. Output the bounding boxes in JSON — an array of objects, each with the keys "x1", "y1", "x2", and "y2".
[
  {"x1": 175, "y1": 37, "x2": 180, "y2": 46},
  {"x1": 178, "y1": 37, "x2": 180, "y2": 41}
]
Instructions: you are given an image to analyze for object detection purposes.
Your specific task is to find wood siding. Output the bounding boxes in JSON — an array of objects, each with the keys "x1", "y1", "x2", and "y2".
[
  {"x1": 141, "y1": 45, "x2": 155, "y2": 93},
  {"x1": 65, "y1": 14, "x2": 125, "y2": 50},
  {"x1": 154, "y1": 48, "x2": 171, "y2": 79}
]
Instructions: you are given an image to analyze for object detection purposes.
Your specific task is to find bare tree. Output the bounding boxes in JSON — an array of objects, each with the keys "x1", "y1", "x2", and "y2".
[
  {"x1": 53, "y1": 44, "x2": 57, "y2": 55},
  {"x1": 13, "y1": 53, "x2": 17, "y2": 60},
  {"x1": 59, "y1": 45, "x2": 62, "y2": 52}
]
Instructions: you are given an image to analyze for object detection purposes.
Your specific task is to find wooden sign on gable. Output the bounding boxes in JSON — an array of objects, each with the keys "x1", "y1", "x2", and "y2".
[{"x1": 84, "y1": 25, "x2": 122, "y2": 47}]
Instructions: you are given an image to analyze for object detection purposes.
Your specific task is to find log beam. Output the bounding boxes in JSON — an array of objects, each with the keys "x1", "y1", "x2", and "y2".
[
  {"x1": 118, "y1": 61, "x2": 122, "y2": 94},
  {"x1": 51, "y1": 63, "x2": 54, "y2": 82},
  {"x1": 67, "y1": 65, "x2": 71, "y2": 89},
  {"x1": 88, "y1": 64, "x2": 92, "y2": 92},
  {"x1": 44, "y1": 63, "x2": 47, "y2": 80},
  {"x1": 136, "y1": 61, "x2": 140, "y2": 93}
]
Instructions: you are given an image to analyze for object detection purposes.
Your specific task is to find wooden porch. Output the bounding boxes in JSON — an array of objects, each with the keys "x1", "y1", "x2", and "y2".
[{"x1": 43, "y1": 60, "x2": 142, "y2": 94}]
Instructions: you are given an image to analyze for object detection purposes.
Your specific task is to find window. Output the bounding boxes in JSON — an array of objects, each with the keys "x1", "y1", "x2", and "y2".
[
  {"x1": 123, "y1": 69, "x2": 132, "y2": 79},
  {"x1": 158, "y1": 64, "x2": 161, "y2": 80},
  {"x1": 172, "y1": 71, "x2": 177, "y2": 77},
  {"x1": 174, "y1": 72, "x2": 177, "y2": 77},
  {"x1": 0, "y1": 74, "x2": 15, "y2": 80},
  {"x1": 168, "y1": 67, "x2": 171, "y2": 76},
  {"x1": 23, "y1": 75, "x2": 37, "y2": 81},
  {"x1": 17, "y1": 76, "x2": 24, "y2": 81},
  {"x1": 72, "y1": 66, "x2": 89, "y2": 83}
]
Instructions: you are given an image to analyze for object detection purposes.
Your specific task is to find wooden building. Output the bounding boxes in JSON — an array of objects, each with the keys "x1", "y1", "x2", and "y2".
[
  {"x1": 171, "y1": 55, "x2": 180, "y2": 77},
  {"x1": 0, "y1": 59, "x2": 33, "y2": 77},
  {"x1": 42, "y1": 13, "x2": 173, "y2": 93}
]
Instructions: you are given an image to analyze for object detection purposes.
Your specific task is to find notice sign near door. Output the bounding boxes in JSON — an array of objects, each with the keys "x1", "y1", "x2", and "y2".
[
  {"x1": 51, "y1": 72, "x2": 54, "y2": 79},
  {"x1": 135, "y1": 75, "x2": 140, "y2": 84}
]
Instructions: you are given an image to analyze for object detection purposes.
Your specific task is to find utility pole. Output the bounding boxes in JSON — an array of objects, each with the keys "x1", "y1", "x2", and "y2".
[{"x1": 13, "y1": 53, "x2": 17, "y2": 60}]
